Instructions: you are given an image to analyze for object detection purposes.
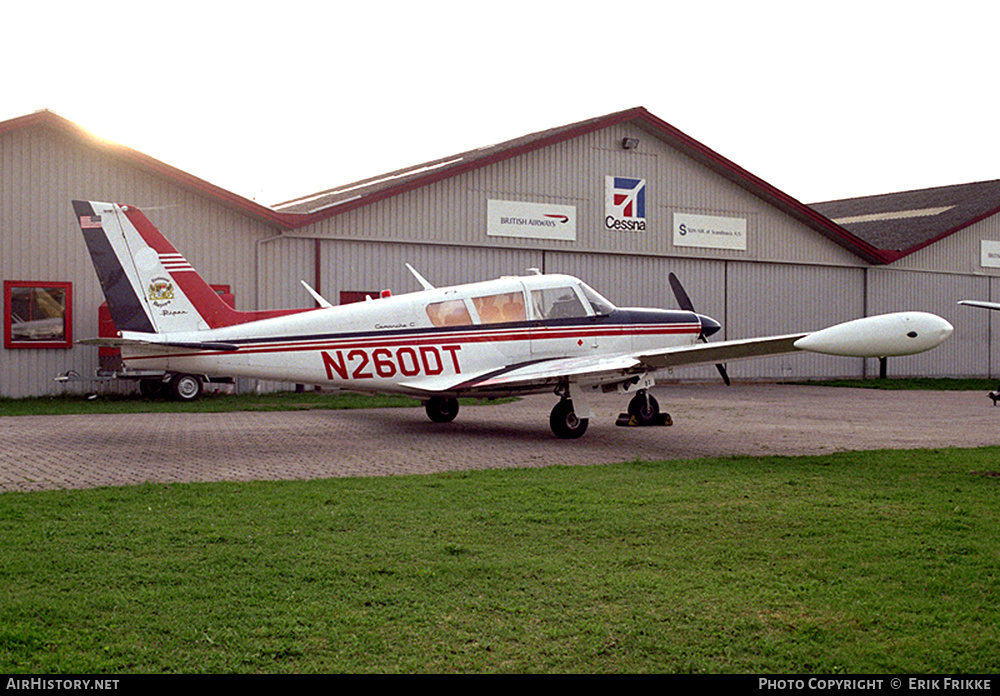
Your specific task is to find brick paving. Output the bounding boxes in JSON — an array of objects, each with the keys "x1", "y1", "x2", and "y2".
[{"x1": 1, "y1": 384, "x2": 998, "y2": 493}]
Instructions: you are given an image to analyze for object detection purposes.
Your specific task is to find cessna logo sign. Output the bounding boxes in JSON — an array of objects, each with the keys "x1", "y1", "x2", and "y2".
[
  {"x1": 605, "y1": 177, "x2": 646, "y2": 231},
  {"x1": 487, "y1": 200, "x2": 577, "y2": 241}
]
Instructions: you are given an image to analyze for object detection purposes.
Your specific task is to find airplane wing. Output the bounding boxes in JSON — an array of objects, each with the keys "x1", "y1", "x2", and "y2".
[
  {"x1": 400, "y1": 311, "x2": 952, "y2": 397},
  {"x1": 958, "y1": 300, "x2": 1000, "y2": 311},
  {"x1": 636, "y1": 333, "x2": 806, "y2": 369},
  {"x1": 400, "y1": 333, "x2": 808, "y2": 396}
]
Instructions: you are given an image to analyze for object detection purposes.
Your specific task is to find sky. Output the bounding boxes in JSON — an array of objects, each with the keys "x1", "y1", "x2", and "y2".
[{"x1": 5, "y1": 0, "x2": 999, "y2": 206}]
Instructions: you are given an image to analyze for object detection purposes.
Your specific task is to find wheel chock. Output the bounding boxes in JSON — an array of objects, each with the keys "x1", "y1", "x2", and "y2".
[
  {"x1": 615, "y1": 413, "x2": 673, "y2": 427},
  {"x1": 615, "y1": 413, "x2": 635, "y2": 427}
]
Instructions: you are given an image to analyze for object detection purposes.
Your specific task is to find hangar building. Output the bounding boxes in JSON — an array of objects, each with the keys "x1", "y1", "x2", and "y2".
[{"x1": 2, "y1": 107, "x2": 998, "y2": 398}]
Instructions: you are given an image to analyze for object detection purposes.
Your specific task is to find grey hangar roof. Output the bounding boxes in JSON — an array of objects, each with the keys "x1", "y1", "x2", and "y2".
[{"x1": 810, "y1": 179, "x2": 1000, "y2": 255}]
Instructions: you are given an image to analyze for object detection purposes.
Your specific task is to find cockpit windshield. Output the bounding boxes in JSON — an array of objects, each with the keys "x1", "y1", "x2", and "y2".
[{"x1": 580, "y1": 283, "x2": 616, "y2": 316}]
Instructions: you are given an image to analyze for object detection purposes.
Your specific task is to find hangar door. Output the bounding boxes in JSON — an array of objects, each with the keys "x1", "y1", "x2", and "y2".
[{"x1": 727, "y1": 263, "x2": 866, "y2": 381}]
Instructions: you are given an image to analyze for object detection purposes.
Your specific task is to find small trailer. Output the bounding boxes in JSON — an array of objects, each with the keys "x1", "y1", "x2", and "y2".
[
  {"x1": 55, "y1": 368, "x2": 233, "y2": 401},
  {"x1": 55, "y1": 294, "x2": 237, "y2": 400}
]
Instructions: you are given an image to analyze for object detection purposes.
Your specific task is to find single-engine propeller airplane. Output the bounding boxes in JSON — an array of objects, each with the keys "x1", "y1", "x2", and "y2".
[{"x1": 73, "y1": 200, "x2": 954, "y2": 438}]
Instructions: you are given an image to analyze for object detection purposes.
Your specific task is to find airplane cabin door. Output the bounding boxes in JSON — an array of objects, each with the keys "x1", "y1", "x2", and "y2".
[{"x1": 528, "y1": 284, "x2": 596, "y2": 356}]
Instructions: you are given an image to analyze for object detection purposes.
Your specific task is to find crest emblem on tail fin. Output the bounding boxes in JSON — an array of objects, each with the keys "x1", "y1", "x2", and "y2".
[{"x1": 148, "y1": 279, "x2": 175, "y2": 304}]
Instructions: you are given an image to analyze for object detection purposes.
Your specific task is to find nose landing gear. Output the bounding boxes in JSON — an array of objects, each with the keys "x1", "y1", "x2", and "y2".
[
  {"x1": 616, "y1": 389, "x2": 672, "y2": 428},
  {"x1": 549, "y1": 383, "x2": 672, "y2": 438}
]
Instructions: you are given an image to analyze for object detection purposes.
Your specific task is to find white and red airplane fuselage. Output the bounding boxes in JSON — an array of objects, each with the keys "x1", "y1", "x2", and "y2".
[
  {"x1": 73, "y1": 200, "x2": 953, "y2": 438},
  {"x1": 117, "y1": 272, "x2": 711, "y2": 399}
]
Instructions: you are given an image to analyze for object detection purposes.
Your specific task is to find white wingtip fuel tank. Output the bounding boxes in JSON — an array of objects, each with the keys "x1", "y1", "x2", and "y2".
[{"x1": 793, "y1": 312, "x2": 954, "y2": 357}]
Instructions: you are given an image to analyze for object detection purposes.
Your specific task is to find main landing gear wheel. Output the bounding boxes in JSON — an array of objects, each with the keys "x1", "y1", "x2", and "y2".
[
  {"x1": 169, "y1": 373, "x2": 203, "y2": 402},
  {"x1": 425, "y1": 396, "x2": 460, "y2": 423},
  {"x1": 550, "y1": 399, "x2": 589, "y2": 439},
  {"x1": 627, "y1": 390, "x2": 660, "y2": 426}
]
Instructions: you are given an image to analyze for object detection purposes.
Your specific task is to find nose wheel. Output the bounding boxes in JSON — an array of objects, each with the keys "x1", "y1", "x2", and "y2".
[
  {"x1": 628, "y1": 390, "x2": 660, "y2": 425},
  {"x1": 617, "y1": 389, "x2": 672, "y2": 428}
]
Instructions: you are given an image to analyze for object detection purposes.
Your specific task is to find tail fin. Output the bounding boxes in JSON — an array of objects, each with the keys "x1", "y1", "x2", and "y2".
[{"x1": 73, "y1": 201, "x2": 310, "y2": 334}]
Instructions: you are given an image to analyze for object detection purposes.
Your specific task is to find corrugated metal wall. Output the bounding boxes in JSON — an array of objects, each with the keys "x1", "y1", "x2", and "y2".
[
  {"x1": 868, "y1": 268, "x2": 989, "y2": 378},
  {"x1": 727, "y1": 263, "x2": 866, "y2": 380},
  {"x1": 288, "y1": 124, "x2": 869, "y2": 268},
  {"x1": 878, "y1": 214, "x2": 1000, "y2": 378}
]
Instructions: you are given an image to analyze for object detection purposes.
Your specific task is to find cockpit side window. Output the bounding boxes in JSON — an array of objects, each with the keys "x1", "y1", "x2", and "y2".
[
  {"x1": 531, "y1": 287, "x2": 588, "y2": 320},
  {"x1": 426, "y1": 299, "x2": 473, "y2": 327},
  {"x1": 472, "y1": 292, "x2": 526, "y2": 324}
]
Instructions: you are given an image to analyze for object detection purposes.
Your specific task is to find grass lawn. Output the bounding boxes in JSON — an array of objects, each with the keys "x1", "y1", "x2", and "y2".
[
  {"x1": 1, "y1": 447, "x2": 998, "y2": 673},
  {"x1": 790, "y1": 377, "x2": 998, "y2": 391}
]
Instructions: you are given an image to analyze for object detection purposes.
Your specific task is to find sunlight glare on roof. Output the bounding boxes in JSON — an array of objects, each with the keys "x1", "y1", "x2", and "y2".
[
  {"x1": 274, "y1": 157, "x2": 465, "y2": 210},
  {"x1": 832, "y1": 206, "x2": 954, "y2": 224}
]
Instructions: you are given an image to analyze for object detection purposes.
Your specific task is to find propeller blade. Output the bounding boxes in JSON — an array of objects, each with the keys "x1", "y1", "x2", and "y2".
[
  {"x1": 716, "y1": 363, "x2": 731, "y2": 386},
  {"x1": 669, "y1": 271, "x2": 731, "y2": 386},
  {"x1": 668, "y1": 272, "x2": 695, "y2": 313}
]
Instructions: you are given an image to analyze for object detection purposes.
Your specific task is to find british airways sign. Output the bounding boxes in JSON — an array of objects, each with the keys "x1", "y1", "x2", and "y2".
[
  {"x1": 488, "y1": 200, "x2": 577, "y2": 241},
  {"x1": 605, "y1": 176, "x2": 647, "y2": 231}
]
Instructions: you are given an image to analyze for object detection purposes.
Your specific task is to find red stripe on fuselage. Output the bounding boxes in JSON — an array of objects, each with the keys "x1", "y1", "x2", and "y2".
[{"x1": 120, "y1": 322, "x2": 701, "y2": 362}]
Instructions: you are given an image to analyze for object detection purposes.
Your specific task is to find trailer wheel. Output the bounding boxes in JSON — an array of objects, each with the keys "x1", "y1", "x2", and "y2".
[{"x1": 169, "y1": 373, "x2": 203, "y2": 402}]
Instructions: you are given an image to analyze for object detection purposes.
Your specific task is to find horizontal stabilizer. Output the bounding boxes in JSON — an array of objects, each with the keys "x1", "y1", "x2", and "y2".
[
  {"x1": 78, "y1": 336, "x2": 240, "y2": 352},
  {"x1": 163, "y1": 341, "x2": 242, "y2": 352}
]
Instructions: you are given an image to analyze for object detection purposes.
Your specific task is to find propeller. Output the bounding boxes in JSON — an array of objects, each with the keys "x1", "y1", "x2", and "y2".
[{"x1": 668, "y1": 272, "x2": 731, "y2": 386}]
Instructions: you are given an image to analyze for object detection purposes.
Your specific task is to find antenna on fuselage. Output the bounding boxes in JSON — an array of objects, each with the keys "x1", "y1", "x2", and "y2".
[
  {"x1": 300, "y1": 280, "x2": 333, "y2": 308},
  {"x1": 406, "y1": 263, "x2": 435, "y2": 291}
]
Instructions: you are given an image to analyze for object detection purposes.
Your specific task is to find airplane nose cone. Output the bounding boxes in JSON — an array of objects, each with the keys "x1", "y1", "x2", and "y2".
[{"x1": 699, "y1": 314, "x2": 722, "y2": 338}]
